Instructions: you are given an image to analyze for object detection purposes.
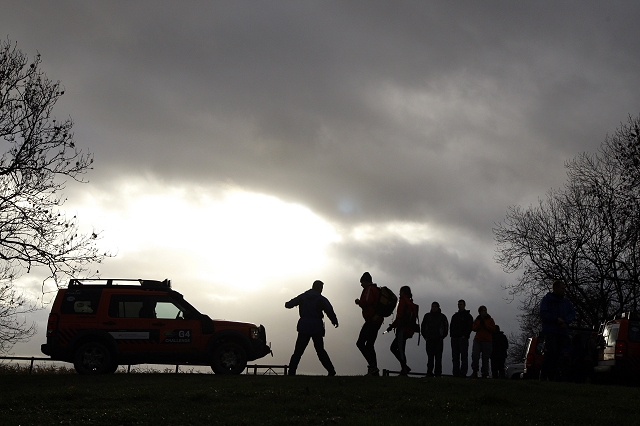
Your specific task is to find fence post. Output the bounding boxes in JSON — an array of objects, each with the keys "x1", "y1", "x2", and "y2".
[{"x1": 29, "y1": 357, "x2": 35, "y2": 374}]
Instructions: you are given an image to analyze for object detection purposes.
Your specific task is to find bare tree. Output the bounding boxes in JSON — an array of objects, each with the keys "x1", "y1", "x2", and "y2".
[
  {"x1": 495, "y1": 114, "x2": 640, "y2": 335},
  {"x1": 0, "y1": 39, "x2": 107, "y2": 353}
]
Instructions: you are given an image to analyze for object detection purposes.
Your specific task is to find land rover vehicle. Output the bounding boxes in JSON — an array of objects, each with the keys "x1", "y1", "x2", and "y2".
[
  {"x1": 41, "y1": 278, "x2": 272, "y2": 375},
  {"x1": 593, "y1": 313, "x2": 640, "y2": 383}
]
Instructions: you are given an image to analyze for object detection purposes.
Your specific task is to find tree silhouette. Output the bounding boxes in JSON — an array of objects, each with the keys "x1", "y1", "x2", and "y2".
[
  {"x1": 0, "y1": 39, "x2": 107, "y2": 353},
  {"x1": 495, "y1": 114, "x2": 640, "y2": 340}
]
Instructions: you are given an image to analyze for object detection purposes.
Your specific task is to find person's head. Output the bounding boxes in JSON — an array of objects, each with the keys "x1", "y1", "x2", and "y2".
[
  {"x1": 312, "y1": 280, "x2": 324, "y2": 293},
  {"x1": 494, "y1": 325, "x2": 500, "y2": 332},
  {"x1": 457, "y1": 299, "x2": 466, "y2": 311},
  {"x1": 399, "y1": 285, "x2": 412, "y2": 299},
  {"x1": 552, "y1": 279, "x2": 566, "y2": 297},
  {"x1": 360, "y1": 272, "x2": 372, "y2": 288},
  {"x1": 478, "y1": 305, "x2": 488, "y2": 317},
  {"x1": 431, "y1": 301, "x2": 440, "y2": 312}
]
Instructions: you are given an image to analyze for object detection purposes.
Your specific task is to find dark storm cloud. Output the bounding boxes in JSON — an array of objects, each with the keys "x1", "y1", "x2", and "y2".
[{"x1": 3, "y1": 1, "x2": 639, "y2": 232}]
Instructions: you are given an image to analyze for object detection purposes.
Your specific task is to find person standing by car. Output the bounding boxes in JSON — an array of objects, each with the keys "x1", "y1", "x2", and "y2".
[
  {"x1": 421, "y1": 301, "x2": 449, "y2": 377},
  {"x1": 539, "y1": 279, "x2": 575, "y2": 381},
  {"x1": 471, "y1": 305, "x2": 496, "y2": 378},
  {"x1": 450, "y1": 299, "x2": 474, "y2": 378},
  {"x1": 355, "y1": 272, "x2": 383, "y2": 376},
  {"x1": 285, "y1": 280, "x2": 339, "y2": 376},
  {"x1": 491, "y1": 325, "x2": 509, "y2": 379},
  {"x1": 386, "y1": 286, "x2": 419, "y2": 376}
]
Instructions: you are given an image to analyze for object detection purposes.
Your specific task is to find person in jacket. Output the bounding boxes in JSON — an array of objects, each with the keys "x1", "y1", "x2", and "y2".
[
  {"x1": 539, "y1": 279, "x2": 575, "y2": 381},
  {"x1": 491, "y1": 325, "x2": 509, "y2": 379},
  {"x1": 285, "y1": 280, "x2": 339, "y2": 376},
  {"x1": 386, "y1": 286, "x2": 418, "y2": 376},
  {"x1": 471, "y1": 305, "x2": 496, "y2": 378},
  {"x1": 450, "y1": 299, "x2": 474, "y2": 378},
  {"x1": 421, "y1": 301, "x2": 449, "y2": 377},
  {"x1": 355, "y1": 271, "x2": 383, "y2": 376}
]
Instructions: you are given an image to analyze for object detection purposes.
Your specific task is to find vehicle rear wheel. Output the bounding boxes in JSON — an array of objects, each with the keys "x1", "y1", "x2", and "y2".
[
  {"x1": 211, "y1": 342, "x2": 247, "y2": 375},
  {"x1": 73, "y1": 341, "x2": 114, "y2": 375}
]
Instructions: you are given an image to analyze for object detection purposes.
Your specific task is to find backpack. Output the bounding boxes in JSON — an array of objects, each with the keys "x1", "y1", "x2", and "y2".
[{"x1": 375, "y1": 286, "x2": 398, "y2": 318}]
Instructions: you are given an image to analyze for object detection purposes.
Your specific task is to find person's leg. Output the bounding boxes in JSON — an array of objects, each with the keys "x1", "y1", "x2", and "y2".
[
  {"x1": 471, "y1": 340, "x2": 480, "y2": 376},
  {"x1": 288, "y1": 333, "x2": 311, "y2": 375},
  {"x1": 434, "y1": 339, "x2": 443, "y2": 376},
  {"x1": 356, "y1": 322, "x2": 380, "y2": 372},
  {"x1": 481, "y1": 341, "x2": 492, "y2": 377},
  {"x1": 397, "y1": 329, "x2": 409, "y2": 372},
  {"x1": 390, "y1": 334, "x2": 402, "y2": 364},
  {"x1": 311, "y1": 334, "x2": 335, "y2": 375},
  {"x1": 426, "y1": 339, "x2": 435, "y2": 376},
  {"x1": 460, "y1": 337, "x2": 470, "y2": 377},
  {"x1": 451, "y1": 338, "x2": 461, "y2": 377},
  {"x1": 540, "y1": 333, "x2": 558, "y2": 380}
]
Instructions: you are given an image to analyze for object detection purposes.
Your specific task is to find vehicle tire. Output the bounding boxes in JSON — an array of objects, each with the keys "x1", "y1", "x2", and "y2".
[
  {"x1": 211, "y1": 342, "x2": 247, "y2": 375},
  {"x1": 73, "y1": 341, "x2": 114, "y2": 375}
]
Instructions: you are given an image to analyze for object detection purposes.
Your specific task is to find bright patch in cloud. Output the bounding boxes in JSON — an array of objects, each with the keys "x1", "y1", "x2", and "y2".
[{"x1": 72, "y1": 179, "x2": 340, "y2": 290}]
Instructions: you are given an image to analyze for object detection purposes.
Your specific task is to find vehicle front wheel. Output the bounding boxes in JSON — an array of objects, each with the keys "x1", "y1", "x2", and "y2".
[
  {"x1": 73, "y1": 341, "x2": 114, "y2": 375},
  {"x1": 211, "y1": 342, "x2": 247, "y2": 375}
]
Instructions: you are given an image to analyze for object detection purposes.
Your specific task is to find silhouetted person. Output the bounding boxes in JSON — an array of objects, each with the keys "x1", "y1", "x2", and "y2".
[
  {"x1": 450, "y1": 299, "x2": 473, "y2": 378},
  {"x1": 386, "y1": 286, "x2": 419, "y2": 376},
  {"x1": 471, "y1": 305, "x2": 495, "y2": 378},
  {"x1": 539, "y1": 279, "x2": 575, "y2": 381},
  {"x1": 285, "y1": 280, "x2": 338, "y2": 376},
  {"x1": 421, "y1": 301, "x2": 449, "y2": 377},
  {"x1": 355, "y1": 272, "x2": 383, "y2": 376},
  {"x1": 491, "y1": 325, "x2": 509, "y2": 379}
]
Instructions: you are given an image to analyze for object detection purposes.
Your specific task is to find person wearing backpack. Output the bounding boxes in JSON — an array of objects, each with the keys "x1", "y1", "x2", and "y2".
[
  {"x1": 421, "y1": 301, "x2": 449, "y2": 377},
  {"x1": 386, "y1": 286, "x2": 418, "y2": 376},
  {"x1": 355, "y1": 272, "x2": 383, "y2": 376},
  {"x1": 285, "y1": 280, "x2": 339, "y2": 376}
]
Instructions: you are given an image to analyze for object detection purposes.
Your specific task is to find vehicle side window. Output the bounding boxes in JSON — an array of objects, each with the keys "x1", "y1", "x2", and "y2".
[
  {"x1": 155, "y1": 301, "x2": 182, "y2": 319},
  {"x1": 109, "y1": 295, "x2": 151, "y2": 318},
  {"x1": 628, "y1": 322, "x2": 640, "y2": 342},
  {"x1": 60, "y1": 289, "x2": 102, "y2": 314}
]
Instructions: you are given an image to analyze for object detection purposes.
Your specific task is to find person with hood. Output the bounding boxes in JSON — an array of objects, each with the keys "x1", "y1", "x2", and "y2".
[
  {"x1": 539, "y1": 279, "x2": 575, "y2": 381},
  {"x1": 471, "y1": 305, "x2": 496, "y2": 378},
  {"x1": 285, "y1": 280, "x2": 339, "y2": 376},
  {"x1": 355, "y1": 272, "x2": 383, "y2": 376},
  {"x1": 449, "y1": 299, "x2": 474, "y2": 378},
  {"x1": 421, "y1": 301, "x2": 449, "y2": 377},
  {"x1": 491, "y1": 325, "x2": 509, "y2": 379},
  {"x1": 386, "y1": 286, "x2": 419, "y2": 376}
]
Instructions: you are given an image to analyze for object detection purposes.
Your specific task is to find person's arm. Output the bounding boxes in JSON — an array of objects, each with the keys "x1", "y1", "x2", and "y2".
[
  {"x1": 442, "y1": 315, "x2": 449, "y2": 338},
  {"x1": 285, "y1": 294, "x2": 301, "y2": 309},
  {"x1": 322, "y1": 298, "x2": 339, "y2": 328}
]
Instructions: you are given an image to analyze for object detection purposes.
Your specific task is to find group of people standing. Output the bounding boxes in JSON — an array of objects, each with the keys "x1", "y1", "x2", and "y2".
[{"x1": 284, "y1": 272, "x2": 509, "y2": 378}]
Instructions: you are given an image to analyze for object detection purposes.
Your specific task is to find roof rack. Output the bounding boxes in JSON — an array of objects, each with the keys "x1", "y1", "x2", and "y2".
[{"x1": 68, "y1": 278, "x2": 172, "y2": 289}]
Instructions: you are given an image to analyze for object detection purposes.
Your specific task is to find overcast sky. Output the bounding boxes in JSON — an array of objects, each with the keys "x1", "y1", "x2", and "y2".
[{"x1": 3, "y1": 1, "x2": 640, "y2": 375}]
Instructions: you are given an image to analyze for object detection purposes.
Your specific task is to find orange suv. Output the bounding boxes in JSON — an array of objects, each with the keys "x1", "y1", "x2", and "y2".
[
  {"x1": 593, "y1": 312, "x2": 640, "y2": 383},
  {"x1": 41, "y1": 278, "x2": 272, "y2": 375}
]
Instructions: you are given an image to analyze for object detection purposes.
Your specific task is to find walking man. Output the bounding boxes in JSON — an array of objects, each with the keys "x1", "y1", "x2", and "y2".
[
  {"x1": 450, "y1": 299, "x2": 473, "y2": 378},
  {"x1": 355, "y1": 272, "x2": 383, "y2": 376},
  {"x1": 285, "y1": 280, "x2": 338, "y2": 376},
  {"x1": 471, "y1": 305, "x2": 496, "y2": 378},
  {"x1": 421, "y1": 301, "x2": 449, "y2": 377},
  {"x1": 540, "y1": 279, "x2": 575, "y2": 381},
  {"x1": 386, "y1": 286, "x2": 419, "y2": 375}
]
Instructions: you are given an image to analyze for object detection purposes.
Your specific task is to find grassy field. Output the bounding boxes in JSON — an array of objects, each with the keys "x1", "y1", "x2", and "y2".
[{"x1": 1, "y1": 372, "x2": 639, "y2": 425}]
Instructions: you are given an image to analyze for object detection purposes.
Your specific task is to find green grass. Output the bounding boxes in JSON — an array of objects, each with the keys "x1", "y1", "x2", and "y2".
[{"x1": 1, "y1": 373, "x2": 638, "y2": 425}]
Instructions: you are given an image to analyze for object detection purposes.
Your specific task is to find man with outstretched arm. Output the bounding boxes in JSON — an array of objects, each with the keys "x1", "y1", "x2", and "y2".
[{"x1": 285, "y1": 280, "x2": 339, "y2": 376}]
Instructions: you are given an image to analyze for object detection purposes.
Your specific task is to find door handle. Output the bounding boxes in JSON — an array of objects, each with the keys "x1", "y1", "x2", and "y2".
[
  {"x1": 152, "y1": 322, "x2": 165, "y2": 327},
  {"x1": 103, "y1": 321, "x2": 116, "y2": 325}
]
